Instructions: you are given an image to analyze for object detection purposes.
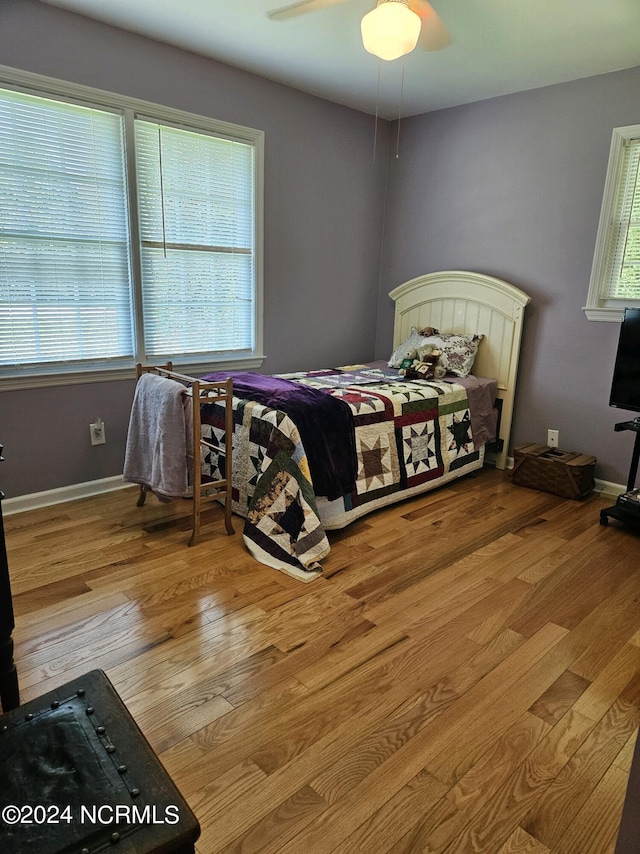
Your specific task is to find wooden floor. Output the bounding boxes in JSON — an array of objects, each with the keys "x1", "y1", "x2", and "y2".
[{"x1": 4, "y1": 467, "x2": 640, "y2": 853}]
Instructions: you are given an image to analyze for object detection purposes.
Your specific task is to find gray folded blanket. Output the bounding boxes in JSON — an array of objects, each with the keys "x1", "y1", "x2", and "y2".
[{"x1": 123, "y1": 373, "x2": 193, "y2": 500}]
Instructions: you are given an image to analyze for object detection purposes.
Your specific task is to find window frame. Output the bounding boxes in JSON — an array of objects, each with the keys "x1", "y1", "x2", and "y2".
[
  {"x1": 0, "y1": 65, "x2": 264, "y2": 390},
  {"x1": 585, "y1": 124, "x2": 640, "y2": 322}
]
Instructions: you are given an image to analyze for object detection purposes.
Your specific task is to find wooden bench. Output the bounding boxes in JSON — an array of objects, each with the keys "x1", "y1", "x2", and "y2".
[{"x1": 0, "y1": 669, "x2": 200, "y2": 854}]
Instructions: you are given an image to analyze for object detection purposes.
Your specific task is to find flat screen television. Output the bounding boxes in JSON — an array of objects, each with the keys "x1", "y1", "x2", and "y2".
[{"x1": 610, "y1": 307, "x2": 640, "y2": 415}]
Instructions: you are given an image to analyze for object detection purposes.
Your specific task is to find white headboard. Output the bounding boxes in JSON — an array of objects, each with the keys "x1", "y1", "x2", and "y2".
[{"x1": 390, "y1": 270, "x2": 530, "y2": 470}]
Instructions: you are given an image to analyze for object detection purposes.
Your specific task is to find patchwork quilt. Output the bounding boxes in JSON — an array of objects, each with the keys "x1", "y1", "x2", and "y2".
[
  {"x1": 199, "y1": 368, "x2": 484, "y2": 581},
  {"x1": 200, "y1": 397, "x2": 330, "y2": 582},
  {"x1": 297, "y1": 373, "x2": 482, "y2": 530}
]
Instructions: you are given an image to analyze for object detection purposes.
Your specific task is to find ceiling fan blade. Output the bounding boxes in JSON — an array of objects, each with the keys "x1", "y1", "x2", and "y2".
[
  {"x1": 268, "y1": 0, "x2": 349, "y2": 21},
  {"x1": 409, "y1": 0, "x2": 452, "y2": 51}
]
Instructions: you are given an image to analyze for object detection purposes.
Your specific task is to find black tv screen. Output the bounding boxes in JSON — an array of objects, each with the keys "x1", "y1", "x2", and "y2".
[{"x1": 610, "y1": 307, "x2": 640, "y2": 414}]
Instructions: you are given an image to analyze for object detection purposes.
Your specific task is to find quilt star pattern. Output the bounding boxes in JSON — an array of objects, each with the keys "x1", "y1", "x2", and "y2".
[
  {"x1": 200, "y1": 398, "x2": 328, "y2": 581},
  {"x1": 295, "y1": 376, "x2": 478, "y2": 507}
]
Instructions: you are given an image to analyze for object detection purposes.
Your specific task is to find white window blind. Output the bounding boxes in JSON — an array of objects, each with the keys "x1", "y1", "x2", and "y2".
[
  {"x1": 135, "y1": 120, "x2": 255, "y2": 359},
  {"x1": 0, "y1": 68, "x2": 263, "y2": 386},
  {"x1": 0, "y1": 88, "x2": 133, "y2": 368},
  {"x1": 601, "y1": 137, "x2": 640, "y2": 301}
]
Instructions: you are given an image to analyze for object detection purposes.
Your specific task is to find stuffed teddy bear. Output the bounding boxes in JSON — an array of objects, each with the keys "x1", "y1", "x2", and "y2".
[
  {"x1": 398, "y1": 347, "x2": 419, "y2": 373},
  {"x1": 398, "y1": 344, "x2": 446, "y2": 379},
  {"x1": 417, "y1": 343, "x2": 447, "y2": 379}
]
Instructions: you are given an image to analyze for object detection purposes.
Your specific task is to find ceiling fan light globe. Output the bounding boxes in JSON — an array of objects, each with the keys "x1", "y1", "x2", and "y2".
[{"x1": 361, "y1": 2, "x2": 422, "y2": 61}]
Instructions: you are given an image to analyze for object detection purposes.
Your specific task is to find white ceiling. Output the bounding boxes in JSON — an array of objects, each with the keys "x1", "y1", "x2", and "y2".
[{"x1": 39, "y1": 0, "x2": 640, "y2": 119}]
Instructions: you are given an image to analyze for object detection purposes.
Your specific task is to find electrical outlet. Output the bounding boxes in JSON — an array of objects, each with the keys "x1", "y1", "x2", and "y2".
[
  {"x1": 547, "y1": 429, "x2": 559, "y2": 448},
  {"x1": 90, "y1": 421, "x2": 106, "y2": 446}
]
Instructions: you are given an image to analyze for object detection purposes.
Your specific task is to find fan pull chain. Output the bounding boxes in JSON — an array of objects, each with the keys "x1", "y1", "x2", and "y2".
[
  {"x1": 373, "y1": 62, "x2": 381, "y2": 164},
  {"x1": 158, "y1": 128, "x2": 167, "y2": 259},
  {"x1": 396, "y1": 57, "x2": 406, "y2": 159}
]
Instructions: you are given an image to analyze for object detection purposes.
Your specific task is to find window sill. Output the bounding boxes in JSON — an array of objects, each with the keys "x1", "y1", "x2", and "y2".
[
  {"x1": 0, "y1": 354, "x2": 266, "y2": 392},
  {"x1": 583, "y1": 306, "x2": 625, "y2": 322}
]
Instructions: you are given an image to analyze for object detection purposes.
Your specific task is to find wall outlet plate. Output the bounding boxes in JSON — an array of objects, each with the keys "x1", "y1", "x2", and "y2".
[
  {"x1": 90, "y1": 422, "x2": 106, "y2": 446},
  {"x1": 547, "y1": 429, "x2": 559, "y2": 448}
]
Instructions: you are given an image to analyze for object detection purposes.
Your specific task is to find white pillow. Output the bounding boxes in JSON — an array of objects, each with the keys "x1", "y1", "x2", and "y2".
[{"x1": 388, "y1": 328, "x2": 431, "y2": 368}]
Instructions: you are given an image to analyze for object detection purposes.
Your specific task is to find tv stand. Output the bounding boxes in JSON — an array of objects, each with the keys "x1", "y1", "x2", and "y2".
[{"x1": 600, "y1": 420, "x2": 640, "y2": 527}]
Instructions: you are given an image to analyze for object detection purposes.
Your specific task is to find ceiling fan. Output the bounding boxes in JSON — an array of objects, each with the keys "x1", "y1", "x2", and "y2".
[{"x1": 267, "y1": 0, "x2": 451, "y2": 60}]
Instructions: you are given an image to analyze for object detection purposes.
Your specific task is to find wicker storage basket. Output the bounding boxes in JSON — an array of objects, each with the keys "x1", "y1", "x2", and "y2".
[{"x1": 511, "y1": 444, "x2": 596, "y2": 500}]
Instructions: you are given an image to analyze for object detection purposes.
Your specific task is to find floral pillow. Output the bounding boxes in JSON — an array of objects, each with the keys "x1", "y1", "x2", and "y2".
[{"x1": 422, "y1": 332, "x2": 484, "y2": 377}]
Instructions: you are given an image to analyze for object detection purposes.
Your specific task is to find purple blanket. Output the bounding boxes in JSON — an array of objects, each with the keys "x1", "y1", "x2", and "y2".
[{"x1": 199, "y1": 372, "x2": 357, "y2": 500}]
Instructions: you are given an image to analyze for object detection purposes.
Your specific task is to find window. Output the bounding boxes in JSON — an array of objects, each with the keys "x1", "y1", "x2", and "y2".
[
  {"x1": 135, "y1": 120, "x2": 255, "y2": 359},
  {"x1": 585, "y1": 125, "x2": 640, "y2": 321},
  {"x1": 0, "y1": 71, "x2": 263, "y2": 388}
]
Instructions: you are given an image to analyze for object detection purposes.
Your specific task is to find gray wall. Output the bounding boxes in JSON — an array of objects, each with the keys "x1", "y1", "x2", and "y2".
[
  {"x1": 0, "y1": 0, "x2": 389, "y2": 498},
  {"x1": 1, "y1": 0, "x2": 639, "y2": 497},
  {"x1": 377, "y1": 67, "x2": 640, "y2": 485}
]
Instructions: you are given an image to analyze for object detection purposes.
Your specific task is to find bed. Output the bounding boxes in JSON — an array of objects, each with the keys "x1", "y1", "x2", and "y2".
[{"x1": 125, "y1": 270, "x2": 530, "y2": 582}]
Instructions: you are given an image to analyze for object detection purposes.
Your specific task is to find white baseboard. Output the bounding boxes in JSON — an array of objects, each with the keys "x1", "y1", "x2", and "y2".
[
  {"x1": 2, "y1": 475, "x2": 130, "y2": 515},
  {"x1": 594, "y1": 478, "x2": 626, "y2": 498}
]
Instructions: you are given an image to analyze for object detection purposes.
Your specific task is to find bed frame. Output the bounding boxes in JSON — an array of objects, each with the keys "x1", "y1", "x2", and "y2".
[{"x1": 390, "y1": 270, "x2": 530, "y2": 470}]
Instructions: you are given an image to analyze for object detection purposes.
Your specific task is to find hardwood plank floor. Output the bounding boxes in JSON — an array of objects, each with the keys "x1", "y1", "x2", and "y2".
[{"x1": 4, "y1": 466, "x2": 640, "y2": 853}]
